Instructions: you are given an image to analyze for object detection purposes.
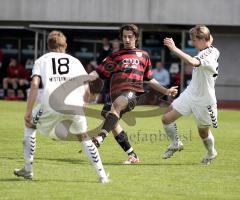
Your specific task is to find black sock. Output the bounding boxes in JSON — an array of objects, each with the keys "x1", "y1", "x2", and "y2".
[
  {"x1": 97, "y1": 113, "x2": 119, "y2": 142},
  {"x1": 99, "y1": 132, "x2": 107, "y2": 140},
  {"x1": 101, "y1": 113, "x2": 119, "y2": 133},
  {"x1": 115, "y1": 131, "x2": 137, "y2": 158}
]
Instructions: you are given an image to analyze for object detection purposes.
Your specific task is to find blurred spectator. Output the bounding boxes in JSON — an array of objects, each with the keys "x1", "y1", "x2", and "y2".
[
  {"x1": 169, "y1": 63, "x2": 181, "y2": 88},
  {"x1": 184, "y1": 63, "x2": 194, "y2": 87},
  {"x1": 112, "y1": 39, "x2": 121, "y2": 52},
  {"x1": 85, "y1": 62, "x2": 95, "y2": 74},
  {"x1": 0, "y1": 47, "x2": 3, "y2": 69},
  {"x1": 97, "y1": 37, "x2": 111, "y2": 65},
  {"x1": 0, "y1": 47, "x2": 4, "y2": 84},
  {"x1": 148, "y1": 61, "x2": 170, "y2": 105},
  {"x1": 96, "y1": 37, "x2": 112, "y2": 103},
  {"x1": 95, "y1": 38, "x2": 121, "y2": 103},
  {"x1": 168, "y1": 63, "x2": 180, "y2": 99},
  {"x1": 2, "y1": 58, "x2": 30, "y2": 100},
  {"x1": 153, "y1": 61, "x2": 170, "y2": 87}
]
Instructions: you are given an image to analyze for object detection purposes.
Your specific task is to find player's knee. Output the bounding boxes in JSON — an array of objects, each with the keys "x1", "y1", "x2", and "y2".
[
  {"x1": 11, "y1": 79, "x2": 18, "y2": 84},
  {"x1": 77, "y1": 133, "x2": 89, "y2": 141},
  {"x1": 113, "y1": 96, "x2": 128, "y2": 111},
  {"x1": 101, "y1": 103, "x2": 111, "y2": 119},
  {"x1": 198, "y1": 128, "x2": 209, "y2": 139},
  {"x1": 3, "y1": 78, "x2": 9, "y2": 86},
  {"x1": 18, "y1": 79, "x2": 24, "y2": 86},
  {"x1": 162, "y1": 114, "x2": 170, "y2": 125}
]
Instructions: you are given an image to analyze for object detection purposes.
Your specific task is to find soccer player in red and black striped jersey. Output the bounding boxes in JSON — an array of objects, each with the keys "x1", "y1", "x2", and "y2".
[{"x1": 89, "y1": 24, "x2": 178, "y2": 164}]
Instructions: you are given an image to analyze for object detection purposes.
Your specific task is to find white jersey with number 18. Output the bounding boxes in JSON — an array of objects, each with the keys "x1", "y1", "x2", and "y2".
[{"x1": 32, "y1": 52, "x2": 88, "y2": 112}]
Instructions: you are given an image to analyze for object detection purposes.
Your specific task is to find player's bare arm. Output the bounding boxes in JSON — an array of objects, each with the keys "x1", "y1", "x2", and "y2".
[
  {"x1": 88, "y1": 70, "x2": 99, "y2": 82},
  {"x1": 24, "y1": 75, "x2": 40, "y2": 127},
  {"x1": 83, "y1": 84, "x2": 91, "y2": 113},
  {"x1": 163, "y1": 37, "x2": 201, "y2": 67},
  {"x1": 145, "y1": 78, "x2": 178, "y2": 97}
]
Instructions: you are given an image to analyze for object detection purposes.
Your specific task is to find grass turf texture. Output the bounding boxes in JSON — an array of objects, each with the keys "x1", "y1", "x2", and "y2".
[{"x1": 0, "y1": 100, "x2": 240, "y2": 200}]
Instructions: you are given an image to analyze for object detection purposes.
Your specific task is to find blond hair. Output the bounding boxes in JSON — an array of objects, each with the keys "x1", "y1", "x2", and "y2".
[
  {"x1": 47, "y1": 31, "x2": 67, "y2": 53},
  {"x1": 189, "y1": 25, "x2": 211, "y2": 41}
]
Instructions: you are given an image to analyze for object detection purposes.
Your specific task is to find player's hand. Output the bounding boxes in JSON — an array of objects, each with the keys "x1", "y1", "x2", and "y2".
[
  {"x1": 24, "y1": 111, "x2": 33, "y2": 128},
  {"x1": 163, "y1": 37, "x2": 176, "y2": 51},
  {"x1": 166, "y1": 86, "x2": 178, "y2": 97},
  {"x1": 84, "y1": 71, "x2": 99, "y2": 83}
]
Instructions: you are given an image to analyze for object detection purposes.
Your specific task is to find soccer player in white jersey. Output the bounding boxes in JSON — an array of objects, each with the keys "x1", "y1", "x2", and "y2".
[
  {"x1": 162, "y1": 25, "x2": 220, "y2": 164},
  {"x1": 14, "y1": 31, "x2": 109, "y2": 183}
]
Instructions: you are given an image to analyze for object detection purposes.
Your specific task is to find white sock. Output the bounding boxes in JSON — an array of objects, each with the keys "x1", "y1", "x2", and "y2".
[
  {"x1": 163, "y1": 122, "x2": 180, "y2": 143},
  {"x1": 81, "y1": 139, "x2": 107, "y2": 179},
  {"x1": 23, "y1": 127, "x2": 36, "y2": 172},
  {"x1": 202, "y1": 131, "x2": 215, "y2": 154}
]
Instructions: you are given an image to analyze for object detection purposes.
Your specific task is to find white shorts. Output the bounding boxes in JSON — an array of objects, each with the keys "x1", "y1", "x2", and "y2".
[
  {"x1": 172, "y1": 92, "x2": 218, "y2": 129},
  {"x1": 32, "y1": 104, "x2": 87, "y2": 140}
]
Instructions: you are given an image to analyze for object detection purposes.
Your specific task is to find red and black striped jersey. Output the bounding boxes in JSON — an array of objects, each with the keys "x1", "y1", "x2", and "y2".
[{"x1": 96, "y1": 48, "x2": 153, "y2": 96}]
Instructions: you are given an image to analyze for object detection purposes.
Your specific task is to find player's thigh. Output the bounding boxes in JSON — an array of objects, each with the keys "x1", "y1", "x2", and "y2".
[
  {"x1": 19, "y1": 78, "x2": 28, "y2": 86},
  {"x1": 192, "y1": 104, "x2": 218, "y2": 129},
  {"x1": 10, "y1": 78, "x2": 18, "y2": 85},
  {"x1": 162, "y1": 108, "x2": 182, "y2": 124},
  {"x1": 32, "y1": 105, "x2": 59, "y2": 136},
  {"x1": 171, "y1": 92, "x2": 192, "y2": 116},
  {"x1": 69, "y1": 115, "x2": 87, "y2": 135},
  {"x1": 3, "y1": 77, "x2": 10, "y2": 85},
  {"x1": 162, "y1": 93, "x2": 191, "y2": 124},
  {"x1": 118, "y1": 91, "x2": 139, "y2": 115},
  {"x1": 112, "y1": 95, "x2": 128, "y2": 112}
]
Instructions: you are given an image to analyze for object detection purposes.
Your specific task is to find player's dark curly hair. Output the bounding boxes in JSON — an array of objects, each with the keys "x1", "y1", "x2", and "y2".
[{"x1": 119, "y1": 24, "x2": 139, "y2": 46}]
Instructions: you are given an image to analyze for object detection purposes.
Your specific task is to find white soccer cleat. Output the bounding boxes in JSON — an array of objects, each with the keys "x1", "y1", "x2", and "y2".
[
  {"x1": 14, "y1": 168, "x2": 33, "y2": 180},
  {"x1": 99, "y1": 173, "x2": 110, "y2": 184},
  {"x1": 162, "y1": 141, "x2": 184, "y2": 159},
  {"x1": 201, "y1": 149, "x2": 218, "y2": 165},
  {"x1": 123, "y1": 155, "x2": 140, "y2": 165}
]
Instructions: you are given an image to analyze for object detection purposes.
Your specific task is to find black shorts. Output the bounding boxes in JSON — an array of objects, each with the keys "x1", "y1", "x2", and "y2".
[{"x1": 101, "y1": 90, "x2": 142, "y2": 119}]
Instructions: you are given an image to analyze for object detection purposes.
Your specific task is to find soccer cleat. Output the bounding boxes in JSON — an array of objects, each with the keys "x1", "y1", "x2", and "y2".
[
  {"x1": 162, "y1": 141, "x2": 184, "y2": 159},
  {"x1": 201, "y1": 149, "x2": 218, "y2": 165},
  {"x1": 99, "y1": 173, "x2": 110, "y2": 184},
  {"x1": 92, "y1": 136, "x2": 103, "y2": 148},
  {"x1": 123, "y1": 155, "x2": 140, "y2": 165},
  {"x1": 13, "y1": 168, "x2": 33, "y2": 180}
]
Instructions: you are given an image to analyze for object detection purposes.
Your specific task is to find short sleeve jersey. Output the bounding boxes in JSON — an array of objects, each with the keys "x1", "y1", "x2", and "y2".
[
  {"x1": 32, "y1": 52, "x2": 88, "y2": 110},
  {"x1": 96, "y1": 48, "x2": 153, "y2": 96},
  {"x1": 184, "y1": 46, "x2": 220, "y2": 106}
]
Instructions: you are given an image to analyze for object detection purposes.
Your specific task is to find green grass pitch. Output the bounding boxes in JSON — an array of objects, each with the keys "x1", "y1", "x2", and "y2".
[{"x1": 0, "y1": 100, "x2": 240, "y2": 200}]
